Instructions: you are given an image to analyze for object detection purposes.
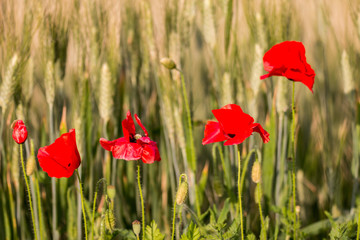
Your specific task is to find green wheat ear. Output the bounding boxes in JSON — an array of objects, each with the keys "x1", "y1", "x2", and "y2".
[{"x1": 0, "y1": 54, "x2": 18, "y2": 113}]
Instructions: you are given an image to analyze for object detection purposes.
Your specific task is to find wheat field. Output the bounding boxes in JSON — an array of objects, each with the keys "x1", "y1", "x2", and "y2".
[{"x1": 0, "y1": 0, "x2": 360, "y2": 239}]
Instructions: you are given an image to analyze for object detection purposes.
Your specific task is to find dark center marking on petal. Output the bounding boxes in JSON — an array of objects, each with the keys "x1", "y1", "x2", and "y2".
[
  {"x1": 228, "y1": 134, "x2": 235, "y2": 138},
  {"x1": 68, "y1": 163, "x2": 71, "y2": 167}
]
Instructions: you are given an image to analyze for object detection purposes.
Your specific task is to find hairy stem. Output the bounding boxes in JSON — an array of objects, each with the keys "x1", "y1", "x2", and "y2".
[
  {"x1": 237, "y1": 145, "x2": 244, "y2": 240},
  {"x1": 291, "y1": 81, "x2": 297, "y2": 239},
  {"x1": 137, "y1": 162, "x2": 145, "y2": 240},
  {"x1": 20, "y1": 144, "x2": 38, "y2": 240},
  {"x1": 76, "y1": 169, "x2": 88, "y2": 240}
]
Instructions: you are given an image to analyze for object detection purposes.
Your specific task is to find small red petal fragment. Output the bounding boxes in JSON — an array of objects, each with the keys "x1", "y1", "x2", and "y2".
[
  {"x1": 134, "y1": 114, "x2": 149, "y2": 137},
  {"x1": 252, "y1": 123, "x2": 270, "y2": 143}
]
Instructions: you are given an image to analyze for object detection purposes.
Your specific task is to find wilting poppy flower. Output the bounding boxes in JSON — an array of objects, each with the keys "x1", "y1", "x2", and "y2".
[
  {"x1": 260, "y1": 41, "x2": 315, "y2": 92},
  {"x1": 202, "y1": 104, "x2": 269, "y2": 146},
  {"x1": 100, "y1": 111, "x2": 161, "y2": 164},
  {"x1": 12, "y1": 120, "x2": 28, "y2": 144},
  {"x1": 37, "y1": 129, "x2": 81, "y2": 178}
]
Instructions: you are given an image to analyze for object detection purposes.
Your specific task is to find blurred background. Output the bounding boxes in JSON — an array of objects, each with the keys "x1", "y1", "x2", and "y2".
[{"x1": 0, "y1": 0, "x2": 360, "y2": 239}]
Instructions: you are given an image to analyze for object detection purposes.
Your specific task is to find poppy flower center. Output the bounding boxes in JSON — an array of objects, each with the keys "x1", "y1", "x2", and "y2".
[{"x1": 130, "y1": 133, "x2": 143, "y2": 143}]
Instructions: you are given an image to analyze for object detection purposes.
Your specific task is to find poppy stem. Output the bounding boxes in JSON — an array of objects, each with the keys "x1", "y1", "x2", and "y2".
[
  {"x1": 137, "y1": 161, "x2": 145, "y2": 240},
  {"x1": 171, "y1": 198, "x2": 177, "y2": 240},
  {"x1": 19, "y1": 144, "x2": 38, "y2": 240},
  {"x1": 75, "y1": 169, "x2": 88, "y2": 240},
  {"x1": 91, "y1": 178, "x2": 106, "y2": 240},
  {"x1": 237, "y1": 145, "x2": 244, "y2": 240},
  {"x1": 291, "y1": 81, "x2": 297, "y2": 239}
]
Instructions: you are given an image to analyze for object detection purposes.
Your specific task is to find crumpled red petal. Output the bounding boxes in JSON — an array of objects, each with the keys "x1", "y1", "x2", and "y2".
[
  {"x1": 202, "y1": 121, "x2": 228, "y2": 145},
  {"x1": 37, "y1": 129, "x2": 81, "y2": 178},
  {"x1": 252, "y1": 123, "x2": 270, "y2": 143},
  {"x1": 112, "y1": 142, "x2": 143, "y2": 160},
  {"x1": 141, "y1": 142, "x2": 161, "y2": 164},
  {"x1": 100, "y1": 137, "x2": 127, "y2": 151},
  {"x1": 122, "y1": 111, "x2": 136, "y2": 141}
]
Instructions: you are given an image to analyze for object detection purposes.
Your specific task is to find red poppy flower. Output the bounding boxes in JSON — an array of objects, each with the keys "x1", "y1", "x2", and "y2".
[
  {"x1": 260, "y1": 41, "x2": 315, "y2": 92},
  {"x1": 37, "y1": 129, "x2": 81, "y2": 178},
  {"x1": 12, "y1": 120, "x2": 28, "y2": 144},
  {"x1": 100, "y1": 111, "x2": 161, "y2": 164},
  {"x1": 202, "y1": 104, "x2": 269, "y2": 146}
]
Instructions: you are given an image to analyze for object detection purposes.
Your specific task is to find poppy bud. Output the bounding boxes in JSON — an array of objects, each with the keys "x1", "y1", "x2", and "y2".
[
  {"x1": 251, "y1": 161, "x2": 261, "y2": 183},
  {"x1": 132, "y1": 220, "x2": 141, "y2": 237},
  {"x1": 26, "y1": 155, "x2": 36, "y2": 176},
  {"x1": 12, "y1": 120, "x2": 28, "y2": 144},
  {"x1": 176, "y1": 181, "x2": 188, "y2": 205},
  {"x1": 107, "y1": 185, "x2": 116, "y2": 200},
  {"x1": 160, "y1": 58, "x2": 176, "y2": 70}
]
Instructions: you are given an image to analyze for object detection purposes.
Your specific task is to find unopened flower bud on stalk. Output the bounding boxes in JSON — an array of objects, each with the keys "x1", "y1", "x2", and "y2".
[
  {"x1": 160, "y1": 58, "x2": 176, "y2": 70},
  {"x1": 132, "y1": 220, "x2": 141, "y2": 237},
  {"x1": 107, "y1": 185, "x2": 116, "y2": 200},
  {"x1": 176, "y1": 181, "x2": 188, "y2": 205},
  {"x1": 251, "y1": 161, "x2": 261, "y2": 183},
  {"x1": 12, "y1": 120, "x2": 28, "y2": 144}
]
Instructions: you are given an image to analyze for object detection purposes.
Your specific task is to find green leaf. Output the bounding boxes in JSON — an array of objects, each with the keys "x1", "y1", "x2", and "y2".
[
  {"x1": 217, "y1": 198, "x2": 230, "y2": 225},
  {"x1": 145, "y1": 220, "x2": 165, "y2": 240},
  {"x1": 180, "y1": 221, "x2": 202, "y2": 240},
  {"x1": 223, "y1": 217, "x2": 240, "y2": 239}
]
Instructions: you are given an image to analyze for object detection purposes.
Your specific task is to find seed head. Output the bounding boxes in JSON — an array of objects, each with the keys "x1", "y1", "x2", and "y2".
[
  {"x1": 132, "y1": 220, "x2": 141, "y2": 237},
  {"x1": 160, "y1": 58, "x2": 176, "y2": 70}
]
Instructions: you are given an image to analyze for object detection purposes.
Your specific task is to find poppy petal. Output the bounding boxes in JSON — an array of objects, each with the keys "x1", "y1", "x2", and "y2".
[
  {"x1": 112, "y1": 142, "x2": 143, "y2": 160},
  {"x1": 212, "y1": 106, "x2": 254, "y2": 135},
  {"x1": 37, "y1": 129, "x2": 81, "y2": 178},
  {"x1": 134, "y1": 114, "x2": 149, "y2": 137},
  {"x1": 202, "y1": 121, "x2": 229, "y2": 145},
  {"x1": 100, "y1": 137, "x2": 127, "y2": 151},
  {"x1": 261, "y1": 41, "x2": 315, "y2": 92},
  {"x1": 122, "y1": 111, "x2": 136, "y2": 141},
  {"x1": 252, "y1": 123, "x2": 270, "y2": 143},
  {"x1": 141, "y1": 145, "x2": 156, "y2": 164},
  {"x1": 223, "y1": 128, "x2": 253, "y2": 146}
]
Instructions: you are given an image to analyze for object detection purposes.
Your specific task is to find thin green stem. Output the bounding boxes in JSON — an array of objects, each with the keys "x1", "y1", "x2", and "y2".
[
  {"x1": 76, "y1": 169, "x2": 88, "y2": 240},
  {"x1": 137, "y1": 162, "x2": 145, "y2": 240},
  {"x1": 35, "y1": 174, "x2": 43, "y2": 240},
  {"x1": 20, "y1": 144, "x2": 38, "y2": 240},
  {"x1": 240, "y1": 149, "x2": 256, "y2": 193},
  {"x1": 237, "y1": 145, "x2": 244, "y2": 240},
  {"x1": 171, "y1": 200, "x2": 177, "y2": 240},
  {"x1": 257, "y1": 183, "x2": 265, "y2": 239},
  {"x1": 177, "y1": 69, "x2": 200, "y2": 216},
  {"x1": 91, "y1": 192, "x2": 98, "y2": 240},
  {"x1": 291, "y1": 81, "x2": 297, "y2": 239}
]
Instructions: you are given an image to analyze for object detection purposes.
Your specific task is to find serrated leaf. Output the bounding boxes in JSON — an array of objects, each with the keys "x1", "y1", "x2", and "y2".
[
  {"x1": 145, "y1": 220, "x2": 165, "y2": 240},
  {"x1": 223, "y1": 217, "x2": 240, "y2": 239},
  {"x1": 217, "y1": 198, "x2": 230, "y2": 225},
  {"x1": 180, "y1": 221, "x2": 202, "y2": 240}
]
